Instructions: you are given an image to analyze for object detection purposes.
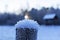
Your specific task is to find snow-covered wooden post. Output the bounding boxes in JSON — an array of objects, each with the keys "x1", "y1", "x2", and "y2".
[{"x1": 15, "y1": 19, "x2": 40, "y2": 40}]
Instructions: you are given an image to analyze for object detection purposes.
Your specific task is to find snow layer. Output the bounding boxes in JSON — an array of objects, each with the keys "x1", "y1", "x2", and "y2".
[
  {"x1": 15, "y1": 19, "x2": 40, "y2": 30},
  {"x1": 43, "y1": 13, "x2": 56, "y2": 20}
]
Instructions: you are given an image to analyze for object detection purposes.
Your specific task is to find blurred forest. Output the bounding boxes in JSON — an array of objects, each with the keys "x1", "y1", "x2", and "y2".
[{"x1": 0, "y1": 7, "x2": 60, "y2": 25}]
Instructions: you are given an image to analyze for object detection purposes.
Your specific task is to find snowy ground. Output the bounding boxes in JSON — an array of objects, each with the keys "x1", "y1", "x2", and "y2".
[
  {"x1": 37, "y1": 25, "x2": 60, "y2": 40},
  {"x1": 0, "y1": 26, "x2": 16, "y2": 40},
  {"x1": 0, "y1": 25, "x2": 60, "y2": 40}
]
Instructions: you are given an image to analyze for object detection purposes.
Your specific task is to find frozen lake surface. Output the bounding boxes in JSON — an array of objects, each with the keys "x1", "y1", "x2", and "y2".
[{"x1": 0, "y1": 25, "x2": 60, "y2": 40}]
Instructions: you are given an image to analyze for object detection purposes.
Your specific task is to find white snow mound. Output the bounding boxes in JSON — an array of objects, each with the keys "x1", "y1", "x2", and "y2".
[{"x1": 15, "y1": 19, "x2": 40, "y2": 30}]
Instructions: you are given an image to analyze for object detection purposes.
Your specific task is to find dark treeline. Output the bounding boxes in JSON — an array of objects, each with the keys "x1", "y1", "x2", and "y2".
[
  {"x1": 0, "y1": 7, "x2": 60, "y2": 25},
  {"x1": 27, "y1": 7, "x2": 60, "y2": 25},
  {"x1": 0, "y1": 13, "x2": 24, "y2": 25}
]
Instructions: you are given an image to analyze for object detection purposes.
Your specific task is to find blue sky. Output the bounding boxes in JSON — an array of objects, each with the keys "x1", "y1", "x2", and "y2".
[{"x1": 0, "y1": 0, "x2": 60, "y2": 14}]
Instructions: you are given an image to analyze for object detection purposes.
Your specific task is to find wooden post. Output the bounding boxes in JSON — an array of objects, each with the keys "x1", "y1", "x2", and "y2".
[
  {"x1": 15, "y1": 19, "x2": 39, "y2": 40},
  {"x1": 16, "y1": 28, "x2": 37, "y2": 40}
]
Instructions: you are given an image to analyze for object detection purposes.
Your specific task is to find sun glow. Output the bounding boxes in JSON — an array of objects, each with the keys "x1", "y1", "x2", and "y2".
[{"x1": 25, "y1": 14, "x2": 29, "y2": 19}]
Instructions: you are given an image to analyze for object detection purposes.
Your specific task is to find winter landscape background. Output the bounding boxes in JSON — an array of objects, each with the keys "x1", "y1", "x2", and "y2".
[{"x1": 0, "y1": 0, "x2": 60, "y2": 40}]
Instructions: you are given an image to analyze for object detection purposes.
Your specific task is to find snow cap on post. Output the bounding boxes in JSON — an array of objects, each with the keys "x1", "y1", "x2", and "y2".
[{"x1": 15, "y1": 19, "x2": 40, "y2": 30}]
